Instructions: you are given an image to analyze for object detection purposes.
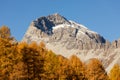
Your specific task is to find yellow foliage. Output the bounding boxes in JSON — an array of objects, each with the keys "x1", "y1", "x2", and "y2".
[
  {"x1": 69, "y1": 55, "x2": 86, "y2": 80},
  {"x1": 86, "y1": 58, "x2": 109, "y2": 80},
  {"x1": 109, "y1": 64, "x2": 120, "y2": 80},
  {"x1": 0, "y1": 26, "x2": 11, "y2": 39},
  {"x1": 0, "y1": 26, "x2": 116, "y2": 80}
]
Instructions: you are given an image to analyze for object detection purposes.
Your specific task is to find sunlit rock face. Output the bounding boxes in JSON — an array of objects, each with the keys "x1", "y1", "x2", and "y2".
[{"x1": 22, "y1": 13, "x2": 120, "y2": 73}]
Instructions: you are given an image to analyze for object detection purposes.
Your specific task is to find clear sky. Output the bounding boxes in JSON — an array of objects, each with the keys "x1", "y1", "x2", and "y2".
[{"x1": 0, "y1": 0, "x2": 120, "y2": 41}]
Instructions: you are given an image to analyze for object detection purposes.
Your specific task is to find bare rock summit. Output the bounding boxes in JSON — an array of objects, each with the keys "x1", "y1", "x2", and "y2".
[
  {"x1": 23, "y1": 13, "x2": 106, "y2": 50},
  {"x1": 22, "y1": 13, "x2": 120, "y2": 73}
]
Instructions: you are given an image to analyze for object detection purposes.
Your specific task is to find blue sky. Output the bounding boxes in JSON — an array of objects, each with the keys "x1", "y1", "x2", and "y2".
[{"x1": 0, "y1": 0, "x2": 120, "y2": 41}]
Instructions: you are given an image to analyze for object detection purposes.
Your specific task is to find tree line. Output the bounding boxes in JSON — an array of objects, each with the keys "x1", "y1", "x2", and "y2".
[{"x1": 0, "y1": 26, "x2": 120, "y2": 80}]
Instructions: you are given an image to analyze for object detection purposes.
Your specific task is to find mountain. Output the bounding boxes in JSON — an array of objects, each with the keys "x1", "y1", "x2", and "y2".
[
  {"x1": 23, "y1": 13, "x2": 106, "y2": 49},
  {"x1": 22, "y1": 13, "x2": 120, "y2": 73}
]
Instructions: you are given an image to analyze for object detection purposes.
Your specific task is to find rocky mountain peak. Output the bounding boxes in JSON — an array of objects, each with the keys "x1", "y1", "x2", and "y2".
[
  {"x1": 22, "y1": 13, "x2": 120, "y2": 73},
  {"x1": 23, "y1": 13, "x2": 106, "y2": 49},
  {"x1": 32, "y1": 13, "x2": 70, "y2": 35},
  {"x1": 46, "y1": 13, "x2": 70, "y2": 25}
]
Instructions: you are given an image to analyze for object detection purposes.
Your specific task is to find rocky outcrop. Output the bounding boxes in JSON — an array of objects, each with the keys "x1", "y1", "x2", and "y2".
[
  {"x1": 23, "y1": 13, "x2": 106, "y2": 50},
  {"x1": 22, "y1": 13, "x2": 120, "y2": 73}
]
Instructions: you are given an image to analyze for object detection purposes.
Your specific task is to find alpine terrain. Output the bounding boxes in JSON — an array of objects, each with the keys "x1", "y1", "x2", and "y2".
[{"x1": 23, "y1": 13, "x2": 120, "y2": 73}]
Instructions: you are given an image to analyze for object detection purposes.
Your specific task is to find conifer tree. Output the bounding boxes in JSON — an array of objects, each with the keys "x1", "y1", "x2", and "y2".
[
  {"x1": 56, "y1": 55, "x2": 70, "y2": 80},
  {"x1": 0, "y1": 26, "x2": 11, "y2": 39},
  {"x1": 109, "y1": 64, "x2": 120, "y2": 80},
  {"x1": 86, "y1": 58, "x2": 108, "y2": 80},
  {"x1": 69, "y1": 55, "x2": 86, "y2": 80}
]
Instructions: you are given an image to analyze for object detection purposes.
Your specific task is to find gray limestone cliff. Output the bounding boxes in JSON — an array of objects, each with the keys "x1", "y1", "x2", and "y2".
[
  {"x1": 23, "y1": 13, "x2": 106, "y2": 50},
  {"x1": 22, "y1": 13, "x2": 120, "y2": 73}
]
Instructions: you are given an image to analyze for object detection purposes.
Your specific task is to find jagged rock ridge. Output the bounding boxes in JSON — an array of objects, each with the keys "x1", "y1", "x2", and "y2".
[
  {"x1": 22, "y1": 13, "x2": 120, "y2": 73},
  {"x1": 23, "y1": 13, "x2": 106, "y2": 50}
]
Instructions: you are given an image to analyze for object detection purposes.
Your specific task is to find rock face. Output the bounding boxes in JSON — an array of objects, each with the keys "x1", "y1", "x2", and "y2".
[
  {"x1": 23, "y1": 13, "x2": 106, "y2": 50},
  {"x1": 22, "y1": 13, "x2": 120, "y2": 73}
]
